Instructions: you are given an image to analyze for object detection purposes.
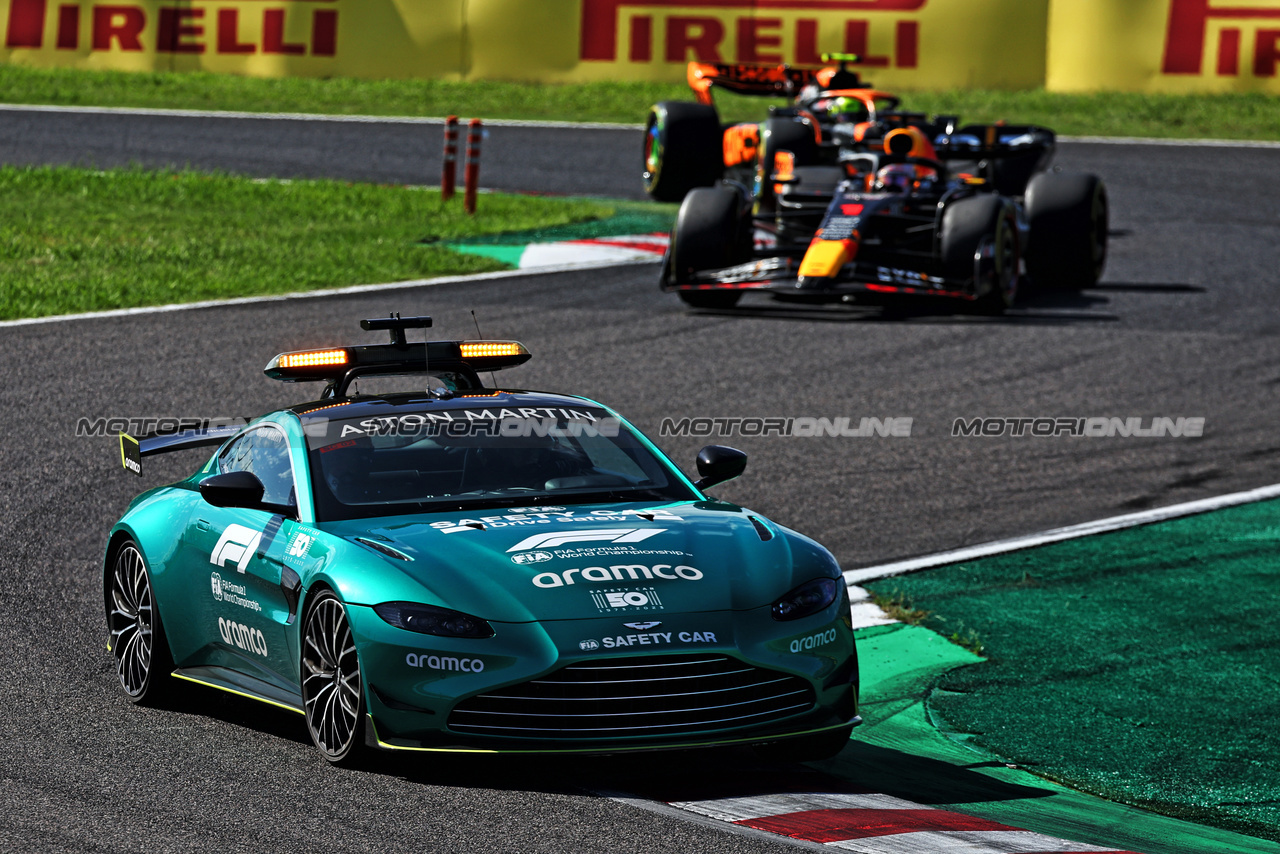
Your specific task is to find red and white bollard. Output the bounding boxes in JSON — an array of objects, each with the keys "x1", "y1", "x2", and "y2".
[
  {"x1": 463, "y1": 118, "x2": 482, "y2": 215},
  {"x1": 441, "y1": 115, "x2": 459, "y2": 202}
]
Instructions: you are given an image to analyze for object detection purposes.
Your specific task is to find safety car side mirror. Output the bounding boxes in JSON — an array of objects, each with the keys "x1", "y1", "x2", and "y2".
[
  {"x1": 694, "y1": 445, "x2": 747, "y2": 490},
  {"x1": 200, "y1": 471, "x2": 296, "y2": 518}
]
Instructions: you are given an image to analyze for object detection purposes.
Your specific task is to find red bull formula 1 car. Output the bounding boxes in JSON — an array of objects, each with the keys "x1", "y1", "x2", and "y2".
[{"x1": 645, "y1": 59, "x2": 1108, "y2": 312}]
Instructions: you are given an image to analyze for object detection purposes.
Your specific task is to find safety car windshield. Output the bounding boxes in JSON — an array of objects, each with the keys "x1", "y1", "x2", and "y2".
[{"x1": 305, "y1": 405, "x2": 697, "y2": 521}]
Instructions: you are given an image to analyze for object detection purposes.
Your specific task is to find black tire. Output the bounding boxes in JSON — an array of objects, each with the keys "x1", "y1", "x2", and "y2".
[
  {"x1": 941, "y1": 195, "x2": 1020, "y2": 315},
  {"x1": 107, "y1": 540, "x2": 174, "y2": 705},
  {"x1": 984, "y1": 150, "x2": 1045, "y2": 196},
  {"x1": 301, "y1": 588, "x2": 366, "y2": 764},
  {"x1": 669, "y1": 186, "x2": 749, "y2": 309},
  {"x1": 643, "y1": 101, "x2": 723, "y2": 202},
  {"x1": 753, "y1": 725, "x2": 854, "y2": 763},
  {"x1": 756, "y1": 117, "x2": 819, "y2": 212},
  {"x1": 1025, "y1": 172, "x2": 1108, "y2": 290}
]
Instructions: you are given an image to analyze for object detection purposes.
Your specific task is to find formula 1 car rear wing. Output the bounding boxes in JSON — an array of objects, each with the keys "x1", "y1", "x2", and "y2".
[
  {"x1": 934, "y1": 124, "x2": 1056, "y2": 160},
  {"x1": 687, "y1": 55, "x2": 870, "y2": 105}
]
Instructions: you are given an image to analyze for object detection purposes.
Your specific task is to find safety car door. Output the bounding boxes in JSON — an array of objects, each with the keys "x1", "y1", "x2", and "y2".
[{"x1": 192, "y1": 424, "x2": 302, "y2": 692}]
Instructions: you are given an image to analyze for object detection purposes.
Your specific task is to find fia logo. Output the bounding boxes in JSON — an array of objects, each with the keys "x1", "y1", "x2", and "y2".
[
  {"x1": 211, "y1": 572, "x2": 223, "y2": 601},
  {"x1": 511, "y1": 550, "x2": 553, "y2": 565}
]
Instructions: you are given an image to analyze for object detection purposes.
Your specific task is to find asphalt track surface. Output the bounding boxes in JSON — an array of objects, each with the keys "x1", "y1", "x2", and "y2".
[{"x1": 2, "y1": 109, "x2": 1280, "y2": 852}]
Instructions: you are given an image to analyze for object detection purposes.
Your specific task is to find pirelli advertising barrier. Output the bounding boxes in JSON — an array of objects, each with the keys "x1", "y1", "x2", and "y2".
[
  {"x1": 2, "y1": 0, "x2": 1279, "y2": 94},
  {"x1": 1048, "y1": 0, "x2": 1280, "y2": 93}
]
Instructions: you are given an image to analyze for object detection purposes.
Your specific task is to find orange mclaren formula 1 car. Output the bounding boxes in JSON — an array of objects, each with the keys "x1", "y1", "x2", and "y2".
[{"x1": 646, "y1": 59, "x2": 1108, "y2": 313}]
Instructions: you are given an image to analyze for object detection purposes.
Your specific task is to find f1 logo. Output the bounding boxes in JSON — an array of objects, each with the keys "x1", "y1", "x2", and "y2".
[
  {"x1": 210, "y1": 524, "x2": 262, "y2": 573},
  {"x1": 507, "y1": 528, "x2": 666, "y2": 552}
]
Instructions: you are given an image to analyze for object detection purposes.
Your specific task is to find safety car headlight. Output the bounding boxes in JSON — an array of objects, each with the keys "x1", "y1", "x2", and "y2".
[
  {"x1": 772, "y1": 577, "x2": 840, "y2": 621},
  {"x1": 374, "y1": 602, "x2": 494, "y2": 638}
]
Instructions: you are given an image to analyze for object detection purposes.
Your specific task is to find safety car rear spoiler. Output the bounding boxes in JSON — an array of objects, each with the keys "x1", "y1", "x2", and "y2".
[{"x1": 119, "y1": 423, "x2": 245, "y2": 476}]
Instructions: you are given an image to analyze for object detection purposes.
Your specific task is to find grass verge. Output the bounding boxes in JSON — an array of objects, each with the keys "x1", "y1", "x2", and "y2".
[
  {"x1": 865, "y1": 498, "x2": 1280, "y2": 842},
  {"x1": 3, "y1": 65, "x2": 1280, "y2": 140},
  {"x1": 0, "y1": 165, "x2": 613, "y2": 321}
]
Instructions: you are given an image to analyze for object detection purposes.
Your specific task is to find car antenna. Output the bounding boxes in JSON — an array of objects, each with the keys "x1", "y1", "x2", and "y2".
[{"x1": 471, "y1": 310, "x2": 498, "y2": 387}]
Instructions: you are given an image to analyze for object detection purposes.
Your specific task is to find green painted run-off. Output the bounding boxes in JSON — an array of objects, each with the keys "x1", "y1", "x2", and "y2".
[{"x1": 843, "y1": 497, "x2": 1280, "y2": 852}]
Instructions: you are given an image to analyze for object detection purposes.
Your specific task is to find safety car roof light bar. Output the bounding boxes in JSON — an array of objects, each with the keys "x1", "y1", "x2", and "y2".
[{"x1": 263, "y1": 314, "x2": 531, "y2": 399}]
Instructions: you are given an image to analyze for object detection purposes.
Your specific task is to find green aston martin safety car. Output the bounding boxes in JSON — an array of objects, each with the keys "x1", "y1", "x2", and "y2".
[{"x1": 105, "y1": 315, "x2": 859, "y2": 763}]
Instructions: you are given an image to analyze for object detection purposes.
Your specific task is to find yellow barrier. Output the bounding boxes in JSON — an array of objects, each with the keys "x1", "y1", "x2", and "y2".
[
  {"x1": 0, "y1": 0, "x2": 1045, "y2": 88},
  {"x1": 1048, "y1": 0, "x2": 1280, "y2": 93},
  {"x1": 4, "y1": 0, "x2": 1279, "y2": 94},
  {"x1": 562, "y1": 0, "x2": 1047, "y2": 89},
  {"x1": 0, "y1": 0, "x2": 466, "y2": 78}
]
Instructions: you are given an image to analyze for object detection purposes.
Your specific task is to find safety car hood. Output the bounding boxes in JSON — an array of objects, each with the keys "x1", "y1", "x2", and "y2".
[{"x1": 323, "y1": 502, "x2": 831, "y2": 623}]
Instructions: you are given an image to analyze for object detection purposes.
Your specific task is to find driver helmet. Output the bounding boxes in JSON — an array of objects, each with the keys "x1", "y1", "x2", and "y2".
[
  {"x1": 874, "y1": 163, "x2": 916, "y2": 193},
  {"x1": 824, "y1": 96, "x2": 866, "y2": 121}
]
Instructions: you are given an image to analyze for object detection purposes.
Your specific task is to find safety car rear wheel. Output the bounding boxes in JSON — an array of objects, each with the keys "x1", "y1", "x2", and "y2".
[
  {"x1": 302, "y1": 588, "x2": 366, "y2": 764},
  {"x1": 670, "y1": 185, "x2": 750, "y2": 309},
  {"x1": 644, "y1": 101, "x2": 724, "y2": 202},
  {"x1": 942, "y1": 195, "x2": 1020, "y2": 314},
  {"x1": 108, "y1": 540, "x2": 174, "y2": 704},
  {"x1": 1025, "y1": 172, "x2": 1108, "y2": 290}
]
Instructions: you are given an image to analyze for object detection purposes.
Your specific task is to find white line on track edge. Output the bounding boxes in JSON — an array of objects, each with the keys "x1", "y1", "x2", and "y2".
[
  {"x1": 845, "y1": 481, "x2": 1280, "y2": 585},
  {"x1": 5, "y1": 103, "x2": 1280, "y2": 148},
  {"x1": 0, "y1": 257, "x2": 661, "y2": 329},
  {"x1": 0, "y1": 102, "x2": 641, "y2": 130}
]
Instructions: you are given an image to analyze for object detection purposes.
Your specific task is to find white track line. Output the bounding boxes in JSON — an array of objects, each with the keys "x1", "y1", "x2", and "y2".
[
  {"x1": 845, "y1": 482, "x2": 1280, "y2": 585},
  {"x1": 1060, "y1": 134, "x2": 1280, "y2": 149},
  {"x1": 0, "y1": 102, "x2": 639, "y2": 130},
  {"x1": 5, "y1": 103, "x2": 1280, "y2": 148},
  {"x1": 0, "y1": 257, "x2": 659, "y2": 329}
]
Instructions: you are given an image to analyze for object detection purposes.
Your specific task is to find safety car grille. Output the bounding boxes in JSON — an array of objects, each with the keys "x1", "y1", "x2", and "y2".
[{"x1": 447, "y1": 654, "x2": 814, "y2": 740}]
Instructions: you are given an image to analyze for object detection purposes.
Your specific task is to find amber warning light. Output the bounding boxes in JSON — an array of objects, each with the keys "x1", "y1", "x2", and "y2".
[
  {"x1": 263, "y1": 316, "x2": 532, "y2": 393},
  {"x1": 460, "y1": 341, "x2": 525, "y2": 359},
  {"x1": 276, "y1": 349, "x2": 350, "y2": 369}
]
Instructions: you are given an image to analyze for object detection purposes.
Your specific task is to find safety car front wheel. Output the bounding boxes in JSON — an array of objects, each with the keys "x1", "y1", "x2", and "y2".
[{"x1": 302, "y1": 588, "x2": 366, "y2": 764}]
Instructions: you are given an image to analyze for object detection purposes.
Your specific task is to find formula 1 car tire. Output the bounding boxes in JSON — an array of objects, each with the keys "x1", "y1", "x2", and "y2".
[
  {"x1": 757, "y1": 117, "x2": 819, "y2": 213},
  {"x1": 942, "y1": 195, "x2": 1020, "y2": 315},
  {"x1": 670, "y1": 186, "x2": 749, "y2": 309},
  {"x1": 1025, "y1": 172, "x2": 1108, "y2": 290},
  {"x1": 644, "y1": 102, "x2": 724, "y2": 202}
]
